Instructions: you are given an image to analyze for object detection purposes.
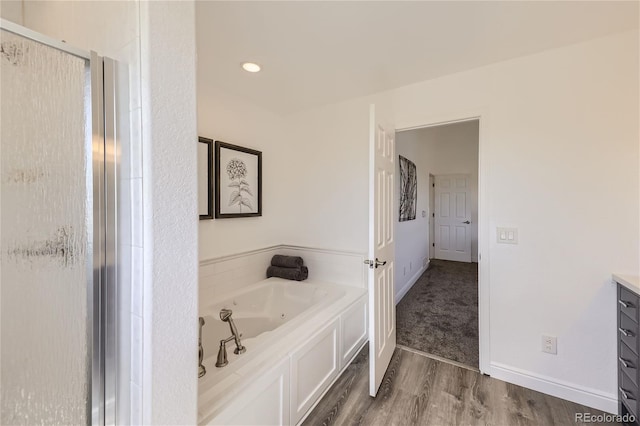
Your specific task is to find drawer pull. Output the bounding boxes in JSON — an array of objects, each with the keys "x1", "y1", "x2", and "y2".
[
  {"x1": 620, "y1": 387, "x2": 636, "y2": 401},
  {"x1": 620, "y1": 328, "x2": 635, "y2": 337},
  {"x1": 620, "y1": 300, "x2": 635, "y2": 309},
  {"x1": 620, "y1": 357, "x2": 635, "y2": 369}
]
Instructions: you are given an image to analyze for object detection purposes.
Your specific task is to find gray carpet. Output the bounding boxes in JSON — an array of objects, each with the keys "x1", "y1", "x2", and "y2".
[{"x1": 396, "y1": 259, "x2": 478, "y2": 367}]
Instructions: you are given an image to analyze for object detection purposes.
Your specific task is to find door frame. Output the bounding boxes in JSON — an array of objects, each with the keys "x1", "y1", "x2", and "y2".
[
  {"x1": 395, "y1": 111, "x2": 490, "y2": 375},
  {"x1": 428, "y1": 174, "x2": 435, "y2": 259}
]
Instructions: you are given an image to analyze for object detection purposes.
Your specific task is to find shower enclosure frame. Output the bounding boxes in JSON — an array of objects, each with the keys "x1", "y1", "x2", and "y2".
[{"x1": 0, "y1": 18, "x2": 122, "y2": 426}]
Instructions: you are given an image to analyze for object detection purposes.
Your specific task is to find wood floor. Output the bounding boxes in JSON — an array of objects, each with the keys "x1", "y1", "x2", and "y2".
[{"x1": 303, "y1": 345, "x2": 615, "y2": 426}]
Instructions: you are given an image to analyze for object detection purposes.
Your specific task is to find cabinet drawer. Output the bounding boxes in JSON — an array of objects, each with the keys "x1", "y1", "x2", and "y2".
[
  {"x1": 620, "y1": 313, "x2": 638, "y2": 354},
  {"x1": 620, "y1": 342, "x2": 639, "y2": 387},
  {"x1": 620, "y1": 286, "x2": 639, "y2": 323},
  {"x1": 620, "y1": 371, "x2": 639, "y2": 419}
]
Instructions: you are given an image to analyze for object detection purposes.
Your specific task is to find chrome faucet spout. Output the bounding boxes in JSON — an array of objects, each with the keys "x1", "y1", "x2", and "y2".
[{"x1": 215, "y1": 335, "x2": 235, "y2": 367}]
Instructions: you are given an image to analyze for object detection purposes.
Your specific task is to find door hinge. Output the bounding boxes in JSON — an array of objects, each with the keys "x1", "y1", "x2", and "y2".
[
  {"x1": 432, "y1": 243, "x2": 435, "y2": 247},
  {"x1": 432, "y1": 183, "x2": 435, "y2": 187},
  {"x1": 432, "y1": 213, "x2": 434, "y2": 218}
]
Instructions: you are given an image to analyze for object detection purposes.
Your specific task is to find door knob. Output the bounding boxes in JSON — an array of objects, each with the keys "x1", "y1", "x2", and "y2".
[
  {"x1": 374, "y1": 258, "x2": 387, "y2": 268},
  {"x1": 463, "y1": 220, "x2": 471, "y2": 224},
  {"x1": 364, "y1": 258, "x2": 388, "y2": 269}
]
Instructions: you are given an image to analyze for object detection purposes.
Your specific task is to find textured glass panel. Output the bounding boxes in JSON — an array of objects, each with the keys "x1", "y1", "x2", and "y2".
[{"x1": 1, "y1": 30, "x2": 90, "y2": 424}]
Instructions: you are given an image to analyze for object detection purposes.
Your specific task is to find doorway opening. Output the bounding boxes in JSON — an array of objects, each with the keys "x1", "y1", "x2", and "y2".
[{"x1": 394, "y1": 119, "x2": 480, "y2": 369}]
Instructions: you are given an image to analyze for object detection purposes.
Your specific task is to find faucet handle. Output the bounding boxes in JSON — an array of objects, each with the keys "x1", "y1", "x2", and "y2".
[{"x1": 198, "y1": 317, "x2": 206, "y2": 378}]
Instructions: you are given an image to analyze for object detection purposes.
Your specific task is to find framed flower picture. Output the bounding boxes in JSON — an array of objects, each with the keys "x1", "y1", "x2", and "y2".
[{"x1": 214, "y1": 141, "x2": 262, "y2": 218}]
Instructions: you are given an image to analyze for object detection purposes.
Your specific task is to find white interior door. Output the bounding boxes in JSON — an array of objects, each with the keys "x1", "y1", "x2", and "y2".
[
  {"x1": 368, "y1": 104, "x2": 396, "y2": 397},
  {"x1": 434, "y1": 174, "x2": 472, "y2": 262}
]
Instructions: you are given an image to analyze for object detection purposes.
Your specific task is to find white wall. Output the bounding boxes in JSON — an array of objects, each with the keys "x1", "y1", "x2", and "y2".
[
  {"x1": 0, "y1": 0, "x2": 23, "y2": 23},
  {"x1": 140, "y1": 1, "x2": 198, "y2": 424},
  {"x1": 283, "y1": 96, "x2": 373, "y2": 254},
  {"x1": 393, "y1": 132, "x2": 430, "y2": 302},
  {"x1": 197, "y1": 87, "x2": 290, "y2": 260},
  {"x1": 200, "y1": 93, "x2": 372, "y2": 257},
  {"x1": 286, "y1": 30, "x2": 639, "y2": 412}
]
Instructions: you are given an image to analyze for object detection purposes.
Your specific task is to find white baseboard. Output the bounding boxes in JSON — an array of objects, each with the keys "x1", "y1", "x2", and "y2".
[
  {"x1": 490, "y1": 362, "x2": 617, "y2": 414},
  {"x1": 395, "y1": 262, "x2": 427, "y2": 304}
]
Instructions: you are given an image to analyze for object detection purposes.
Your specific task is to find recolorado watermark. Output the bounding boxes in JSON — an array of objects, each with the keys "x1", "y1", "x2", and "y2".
[{"x1": 575, "y1": 412, "x2": 635, "y2": 423}]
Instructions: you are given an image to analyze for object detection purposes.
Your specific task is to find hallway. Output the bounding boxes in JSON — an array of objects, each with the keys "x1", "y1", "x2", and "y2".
[{"x1": 396, "y1": 259, "x2": 478, "y2": 367}]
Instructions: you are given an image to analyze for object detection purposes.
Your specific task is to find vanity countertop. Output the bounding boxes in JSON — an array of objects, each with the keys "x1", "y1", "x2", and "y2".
[{"x1": 613, "y1": 273, "x2": 640, "y2": 295}]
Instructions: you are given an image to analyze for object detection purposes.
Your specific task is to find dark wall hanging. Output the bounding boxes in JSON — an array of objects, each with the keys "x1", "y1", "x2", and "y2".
[
  {"x1": 399, "y1": 155, "x2": 417, "y2": 222},
  {"x1": 198, "y1": 137, "x2": 213, "y2": 220},
  {"x1": 215, "y1": 141, "x2": 262, "y2": 219}
]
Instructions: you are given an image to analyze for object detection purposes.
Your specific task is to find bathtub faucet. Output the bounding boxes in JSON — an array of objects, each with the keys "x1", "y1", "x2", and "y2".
[{"x1": 219, "y1": 308, "x2": 246, "y2": 355}]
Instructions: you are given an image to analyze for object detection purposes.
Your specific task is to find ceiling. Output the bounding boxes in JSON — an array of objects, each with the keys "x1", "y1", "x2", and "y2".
[{"x1": 196, "y1": 1, "x2": 638, "y2": 115}]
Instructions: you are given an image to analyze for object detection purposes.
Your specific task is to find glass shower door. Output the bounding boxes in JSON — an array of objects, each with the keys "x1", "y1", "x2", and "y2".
[{"x1": 0, "y1": 28, "x2": 93, "y2": 424}]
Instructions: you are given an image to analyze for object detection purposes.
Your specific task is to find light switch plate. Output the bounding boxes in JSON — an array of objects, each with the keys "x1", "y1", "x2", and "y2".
[
  {"x1": 542, "y1": 335, "x2": 557, "y2": 354},
  {"x1": 497, "y1": 227, "x2": 518, "y2": 244}
]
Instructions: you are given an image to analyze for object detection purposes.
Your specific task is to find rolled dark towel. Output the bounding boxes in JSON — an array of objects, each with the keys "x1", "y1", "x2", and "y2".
[
  {"x1": 267, "y1": 265, "x2": 308, "y2": 281},
  {"x1": 271, "y1": 255, "x2": 304, "y2": 269}
]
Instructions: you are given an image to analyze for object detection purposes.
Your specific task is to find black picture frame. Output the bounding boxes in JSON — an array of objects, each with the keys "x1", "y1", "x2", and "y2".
[
  {"x1": 198, "y1": 137, "x2": 214, "y2": 220},
  {"x1": 215, "y1": 141, "x2": 262, "y2": 219}
]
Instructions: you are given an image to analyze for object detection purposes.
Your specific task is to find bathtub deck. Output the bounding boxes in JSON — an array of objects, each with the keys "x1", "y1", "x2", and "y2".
[{"x1": 302, "y1": 345, "x2": 613, "y2": 426}]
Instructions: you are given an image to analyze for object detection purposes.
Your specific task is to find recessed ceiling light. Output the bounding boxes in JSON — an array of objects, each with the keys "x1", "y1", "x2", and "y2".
[{"x1": 242, "y1": 62, "x2": 261, "y2": 73}]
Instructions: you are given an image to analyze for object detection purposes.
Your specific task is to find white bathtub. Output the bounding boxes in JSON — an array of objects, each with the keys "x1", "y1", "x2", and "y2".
[
  {"x1": 200, "y1": 278, "x2": 345, "y2": 372},
  {"x1": 198, "y1": 277, "x2": 367, "y2": 425}
]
